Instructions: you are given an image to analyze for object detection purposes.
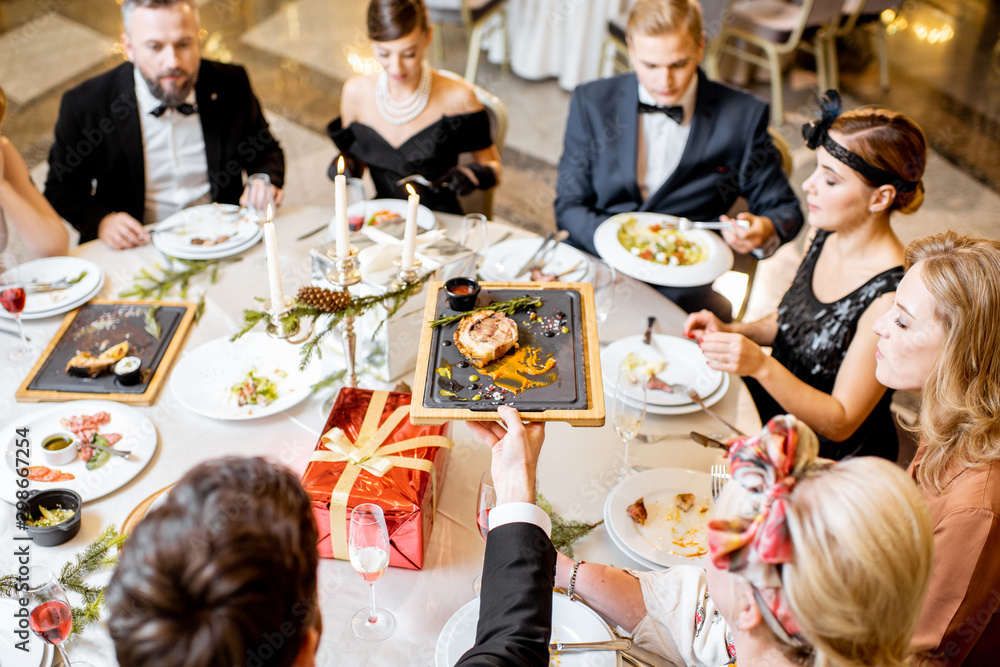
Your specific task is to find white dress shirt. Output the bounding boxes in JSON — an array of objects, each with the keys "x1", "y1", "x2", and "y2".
[
  {"x1": 488, "y1": 501, "x2": 552, "y2": 537},
  {"x1": 636, "y1": 76, "x2": 698, "y2": 202},
  {"x1": 134, "y1": 69, "x2": 212, "y2": 224}
]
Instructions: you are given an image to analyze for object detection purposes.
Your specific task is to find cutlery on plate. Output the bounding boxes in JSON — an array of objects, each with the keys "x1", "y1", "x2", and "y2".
[
  {"x1": 638, "y1": 431, "x2": 724, "y2": 444},
  {"x1": 514, "y1": 231, "x2": 555, "y2": 278},
  {"x1": 517, "y1": 230, "x2": 570, "y2": 278},
  {"x1": 689, "y1": 431, "x2": 730, "y2": 450},
  {"x1": 0, "y1": 327, "x2": 29, "y2": 341},
  {"x1": 642, "y1": 316, "x2": 655, "y2": 345},
  {"x1": 668, "y1": 217, "x2": 751, "y2": 232},
  {"x1": 395, "y1": 174, "x2": 434, "y2": 189},
  {"x1": 26, "y1": 271, "x2": 88, "y2": 294},
  {"x1": 550, "y1": 639, "x2": 632, "y2": 652},
  {"x1": 711, "y1": 464, "x2": 730, "y2": 500},
  {"x1": 552, "y1": 261, "x2": 584, "y2": 279},
  {"x1": 645, "y1": 379, "x2": 744, "y2": 436},
  {"x1": 78, "y1": 441, "x2": 131, "y2": 459}
]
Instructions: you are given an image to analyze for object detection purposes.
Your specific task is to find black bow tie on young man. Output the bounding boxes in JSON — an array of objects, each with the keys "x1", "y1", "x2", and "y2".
[
  {"x1": 150, "y1": 103, "x2": 198, "y2": 117},
  {"x1": 638, "y1": 102, "x2": 684, "y2": 124}
]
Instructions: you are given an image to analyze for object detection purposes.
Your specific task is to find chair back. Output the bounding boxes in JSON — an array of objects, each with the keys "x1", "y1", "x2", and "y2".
[{"x1": 805, "y1": 0, "x2": 848, "y2": 29}]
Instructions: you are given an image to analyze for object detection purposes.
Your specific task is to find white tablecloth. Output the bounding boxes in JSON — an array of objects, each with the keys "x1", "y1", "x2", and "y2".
[
  {"x1": 485, "y1": 0, "x2": 631, "y2": 90},
  {"x1": 0, "y1": 206, "x2": 760, "y2": 665}
]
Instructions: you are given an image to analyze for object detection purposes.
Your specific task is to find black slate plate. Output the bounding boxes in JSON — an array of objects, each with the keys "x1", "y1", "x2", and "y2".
[{"x1": 420, "y1": 287, "x2": 587, "y2": 412}]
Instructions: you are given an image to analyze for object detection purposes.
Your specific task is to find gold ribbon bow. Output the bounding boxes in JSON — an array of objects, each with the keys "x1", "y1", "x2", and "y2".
[{"x1": 310, "y1": 390, "x2": 453, "y2": 560}]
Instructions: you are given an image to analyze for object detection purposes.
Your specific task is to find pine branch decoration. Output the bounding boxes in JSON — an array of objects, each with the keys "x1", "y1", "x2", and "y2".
[
  {"x1": 120, "y1": 257, "x2": 241, "y2": 302},
  {"x1": 0, "y1": 574, "x2": 17, "y2": 599},
  {"x1": 428, "y1": 295, "x2": 543, "y2": 328},
  {"x1": 537, "y1": 493, "x2": 604, "y2": 559}
]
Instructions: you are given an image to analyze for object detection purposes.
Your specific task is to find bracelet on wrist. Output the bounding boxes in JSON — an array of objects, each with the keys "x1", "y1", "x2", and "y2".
[{"x1": 567, "y1": 560, "x2": 585, "y2": 600}]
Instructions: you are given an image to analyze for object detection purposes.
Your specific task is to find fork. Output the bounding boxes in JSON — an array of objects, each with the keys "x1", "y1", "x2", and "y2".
[{"x1": 711, "y1": 464, "x2": 729, "y2": 500}]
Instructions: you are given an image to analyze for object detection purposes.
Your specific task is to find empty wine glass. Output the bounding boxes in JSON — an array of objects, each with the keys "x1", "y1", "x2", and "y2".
[
  {"x1": 613, "y1": 370, "x2": 647, "y2": 480},
  {"x1": 0, "y1": 253, "x2": 36, "y2": 361},
  {"x1": 593, "y1": 260, "x2": 617, "y2": 324},
  {"x1": 26, "y1": 566, "x2": 72, "y2": 666},
  {"x1": 472, "y1": 469, "x2": 497, "y2": 596},
  {"x1": 344, "y1": 177, "x2": 367, "y2": 232},
  {"x1": 349, "y1": 503, "x2": 396, "y2": 641},
  {"x1": 246, "y1": 173, "x2": 274, "y2": 224}
]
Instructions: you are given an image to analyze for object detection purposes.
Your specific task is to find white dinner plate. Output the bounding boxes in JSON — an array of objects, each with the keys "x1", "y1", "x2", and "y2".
[
  {"x1": 479, "y1": 238, "x2": 594, "y2": 282},
  {"x1": 153, "y1": 204, "x2": 263, "y2": 260},
  {"x1": 170, "y1": 333, "x2": 323, "y2": 420},
  {"x1": 343, "y1": 199, "x2": 437, "y2": 245},
  {"x1": 604, "y1": 467, "x2": 713, "y2": 568},
  {"x1": 1, "y1": 257, "x2": 104, "y2": 320},
  {"x1": 0, "y1": 598, "x2": 53, "y2": 667},
  {"x1": 595, "y1": 213, "x2": 733, "y2": 287},
  {"x1": 601, "y1": 334, "x2": 724, "y2": 407},
  {"x1": 605, "y1": 371, "x2": 730, "y2": 416},
  {"x1": 0, "y1": 400, "x2": 158, "y2": 505},
  {"x1": 435, "y1": 592, "x2": 621, "y2": 667}
]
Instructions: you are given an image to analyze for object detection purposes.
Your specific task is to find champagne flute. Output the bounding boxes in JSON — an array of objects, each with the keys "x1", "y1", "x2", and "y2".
[
  {"x1": 349, "y1": 503, "x2": 396, "y2": 641},
  {"x1": 472, "y1": 469, "x2": 497, "y2": 595},
  {"x1": 26, "y1": 566, "x2": 72, "y2": 666},
  {"x1": 613, "y1": 370, "x2": 646, "y2": 480},
  {"x1": 0, "y1": 253, "x2": 35, "y2": 361},
  {"x1": 246, "y1": 173, "x2": 274, "y2": 225}
]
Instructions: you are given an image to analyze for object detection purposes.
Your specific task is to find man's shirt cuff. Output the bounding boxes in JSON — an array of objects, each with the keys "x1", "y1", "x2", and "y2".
[{"x1": 488, "y1": 502, "x2": 552, "y2": 537}]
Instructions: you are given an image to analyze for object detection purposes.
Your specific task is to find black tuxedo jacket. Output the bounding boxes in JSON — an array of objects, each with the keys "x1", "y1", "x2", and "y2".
[
  {"x1": 44, "y1": 60, "x2": 284, "y2": 243},
  {"x1": 555, "y1": 69, "x2": 803, "y2": 256},
  {"x1": 456, "y1": 522, "x2": 556, "y2": 666}
]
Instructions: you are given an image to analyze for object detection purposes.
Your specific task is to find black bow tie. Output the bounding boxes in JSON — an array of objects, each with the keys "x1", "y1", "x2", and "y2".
[
  {"x1": 638, "y1": 102, "x2": 684, "y2": 124},
  {"x1": 150, "y1": 103, "x2": 197, "y2": 118}
]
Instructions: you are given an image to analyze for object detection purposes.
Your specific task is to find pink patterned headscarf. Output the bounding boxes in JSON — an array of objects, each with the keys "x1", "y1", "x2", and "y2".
[{"x1": 707, "y1": 415, "x2": 819, "y2": 645}]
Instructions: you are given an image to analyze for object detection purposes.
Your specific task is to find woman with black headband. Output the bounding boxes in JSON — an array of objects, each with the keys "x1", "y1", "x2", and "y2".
[{"x1": 684, "y1": 91, "x2": 926, "y2": 460}]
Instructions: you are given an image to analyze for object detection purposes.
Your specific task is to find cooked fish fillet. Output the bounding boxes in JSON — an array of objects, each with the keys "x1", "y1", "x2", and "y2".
[
  {"x1": 454, "y1": 310, "x2": 518, "y2": 365},
  {"x1": 627, "y1": 497, "x2": 648, "y2": 526},
  {"x1": 675, "y1": 493, "x2": 696, "y2": 513}
]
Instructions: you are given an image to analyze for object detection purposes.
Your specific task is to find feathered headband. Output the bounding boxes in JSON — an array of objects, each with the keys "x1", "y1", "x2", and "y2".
[{"x1": 802, "y1": 90, "x2": 918, "y2": 193}]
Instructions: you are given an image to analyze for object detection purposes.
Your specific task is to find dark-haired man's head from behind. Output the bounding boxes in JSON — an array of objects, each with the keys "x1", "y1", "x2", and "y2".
[{"x1": 107, "y1": 457, "x2": 321, "y2": 667}]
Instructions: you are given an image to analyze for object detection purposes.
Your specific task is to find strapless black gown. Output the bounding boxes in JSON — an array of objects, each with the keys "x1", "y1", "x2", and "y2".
[
  {"x1": 327, "y1": 110, "x2": 493, "y2": 215},
  {"x1": 745, "y1": 229, "x2": 904, "y2": 460}
]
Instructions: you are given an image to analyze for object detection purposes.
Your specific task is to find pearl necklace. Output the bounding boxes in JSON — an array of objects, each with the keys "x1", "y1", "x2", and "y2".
[{"x1": 375, "y1": 60, "x2": 432, "y2": 125}]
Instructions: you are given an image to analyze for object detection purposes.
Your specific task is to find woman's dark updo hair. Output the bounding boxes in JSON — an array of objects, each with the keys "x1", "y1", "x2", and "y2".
[{"x1": 367, "y1": 0, "x2": 430, "y2": 42}]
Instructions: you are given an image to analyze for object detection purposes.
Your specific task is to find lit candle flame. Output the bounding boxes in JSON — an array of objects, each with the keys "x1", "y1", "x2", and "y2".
[
  {"x1": 337, "y1": 156, "x2": 345, "y2": 175},
  {"x1": 266, "y1": 202, "x2": 273, "y2": 223},
  {"x1": 406, "y1": 184, "x2": 416, "y2": 196}
]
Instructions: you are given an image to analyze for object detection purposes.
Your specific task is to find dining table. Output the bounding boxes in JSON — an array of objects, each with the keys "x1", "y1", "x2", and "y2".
[{"x1": 0, "y1": 205, "x2": 761, "y2": 666}]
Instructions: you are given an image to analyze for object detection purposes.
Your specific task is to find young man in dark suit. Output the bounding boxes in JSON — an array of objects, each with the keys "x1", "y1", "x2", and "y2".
[
  {"x1": 555, "y1": 0, "x2": 803, "y2": 320},
  {"x1": 44, "y1": 0, "x2": 284, "y2": 248}
]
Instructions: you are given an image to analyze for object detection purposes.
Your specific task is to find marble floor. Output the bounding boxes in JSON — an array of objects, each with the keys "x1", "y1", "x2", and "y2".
[{"x1": 1, "y1": 0, "x2": 997, "y2": 322}]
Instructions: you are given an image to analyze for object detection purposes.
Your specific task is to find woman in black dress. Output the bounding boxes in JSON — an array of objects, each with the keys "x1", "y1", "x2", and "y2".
[
  {"x1": 685, "y1": 93, "x2": 927, "y2": 460},
  {"x1": 328, "y1": 0, "x2": 502, "y2": 215}
]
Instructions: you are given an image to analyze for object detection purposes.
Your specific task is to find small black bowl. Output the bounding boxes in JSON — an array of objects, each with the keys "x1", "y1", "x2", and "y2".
[
  {"x1": 444, "y1": 277, "x2": 481, "y2": 312},
  {"x1": 24, "y1": 489, "x2": 82, "y2": 547}
]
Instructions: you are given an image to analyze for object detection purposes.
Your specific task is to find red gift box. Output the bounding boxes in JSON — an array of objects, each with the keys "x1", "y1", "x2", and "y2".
[{"x1": 302, "y1": 388, "x2": 452, "y2": 570}]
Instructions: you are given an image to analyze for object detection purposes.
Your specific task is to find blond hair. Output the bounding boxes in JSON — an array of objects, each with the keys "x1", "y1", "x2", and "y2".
[
  {"x1": 717, "y1": 448, "x2": 933, "y2": 666},
  {"x1": 904, "y1": 231, "x2": 1000, "y2": 493},
  {"x1": 626, "y1": 0, "x2": 703, "y2": 46}
]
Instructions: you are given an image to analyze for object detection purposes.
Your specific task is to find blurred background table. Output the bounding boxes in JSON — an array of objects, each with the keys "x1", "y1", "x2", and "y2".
[{"x1": 1, "y1": 205, "x2": 759, "y2": 665}]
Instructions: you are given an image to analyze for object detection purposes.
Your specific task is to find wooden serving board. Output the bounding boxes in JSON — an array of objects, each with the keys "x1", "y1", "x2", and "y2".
[
  {"x1": 410, "y1": 282, "x2": 605, "y2": 426},
  {"x1": 15, "y1": 299, "x2": 197, "y2": 405}
]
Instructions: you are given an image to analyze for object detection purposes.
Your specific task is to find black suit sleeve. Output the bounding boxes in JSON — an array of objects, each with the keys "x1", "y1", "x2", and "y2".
[
  {"x1": 738, "y1": 104, "x2": 803, "y2": 247},
  {"x1": 554, "y1": 87, "x2": 611, "y2": 256},
  {"x1": 44, "y1": 90, "x2": 116, "y2": 241},
  {"x1": 236, "y1": 67, "x2": 284, "y2": 190},
  {"x1": 455, "y1": 522, "x2": 556, "y2": 666}
]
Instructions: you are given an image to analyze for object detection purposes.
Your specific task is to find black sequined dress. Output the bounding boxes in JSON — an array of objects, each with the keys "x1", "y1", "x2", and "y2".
[
  {"x1": 327, "y1": 111, "x2": 493, "y2": 215},
  {"x1": 745, "y1": 230, "x2": 904, "y2": 460}
]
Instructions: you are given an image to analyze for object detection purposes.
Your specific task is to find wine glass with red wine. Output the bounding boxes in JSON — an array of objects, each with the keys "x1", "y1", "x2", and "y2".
[
  {"x1": 26, "y1": 566, "x2": 72, "y2": 665},
  {"x1": 472, "y1": 469, "x2": 497, "y2": 596},
  {"x1": 0, "y1": 253, "x2": 35, "y2": 361}
]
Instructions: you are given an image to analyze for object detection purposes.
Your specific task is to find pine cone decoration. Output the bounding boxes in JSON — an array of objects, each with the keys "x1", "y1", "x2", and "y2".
[{"x1": 297, "y1": 286, "x2": 351, "y2": 313}]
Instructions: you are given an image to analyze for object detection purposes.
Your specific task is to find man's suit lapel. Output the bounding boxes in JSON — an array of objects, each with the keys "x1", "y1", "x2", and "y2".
[
  {"x1": 115, "y1": 64, "x2": 145, "y2": 206},
  {"x1": 195, "y1": 62, "x2": 224, "y2": 187},
  {"x1": 614, "y1": 75, "x2": 643, "y2": 205},
  {"x1": 641, "y1": 69, "x2": 721, "y2": 212}
]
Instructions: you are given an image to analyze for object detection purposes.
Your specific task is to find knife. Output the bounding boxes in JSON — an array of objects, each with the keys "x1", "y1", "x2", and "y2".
[
  {"x1": 513, "y1": 231, "x2": 555, "y2": 278},
  {"x1": 689, "y1": 431, "x2": 730, "y2": 450},
  {"x1": 0, "y1": 327, "x2": 29, "y2": 341},
  {"x1": 642, "y1": 316, "x2": 655, "y2": 345},
  {"x1": 77, "y1": 440, "x2": 131, "y2": 459},
  {"x1": 549, "y1": 638, "x2": 667, "y2": 666}
]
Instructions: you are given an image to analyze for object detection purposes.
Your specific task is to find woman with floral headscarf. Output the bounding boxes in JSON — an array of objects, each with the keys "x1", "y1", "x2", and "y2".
[
  {"x1": 555, "y1": 416, "x2": 933, "y2": 666},
  {"x1": 684, "y1": 92, "x2": 926, "y2": 461}
]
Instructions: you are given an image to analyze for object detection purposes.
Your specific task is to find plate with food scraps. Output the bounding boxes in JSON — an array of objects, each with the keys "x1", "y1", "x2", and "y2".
[
  {"x1": 170, "y1": 332, "x2": 324, "y2": 420},
  {"x1": 0, "y1": 400, "x2": 158, "y2": 505},
  {"x1": 479, "y1": 238, "x2": 594, "y2": 283},
  {"x1": 1, "y1": 256, "x2": 104, "y2": 320},
  {"x1": 435, "y1": 591, "x2": 620, "y2": 667},
  {"x1": 594, "y1": 212, "x2": 733, "y2": 287},
  {"x1": 410, "y1": 282, "x2": 605, "y2": 426},
  {"x1": 341, "y1": 198, "x2": 437, "y2": 245},
  {"x1": 604, "y1": 467, "x2": 712, "y2": 568},
  {"x1": 152, "y1": 204, "x2": 263, "y2": 260},
  {"x1": 601, "y1": 334, "x2": 724, "y2": 407}
]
